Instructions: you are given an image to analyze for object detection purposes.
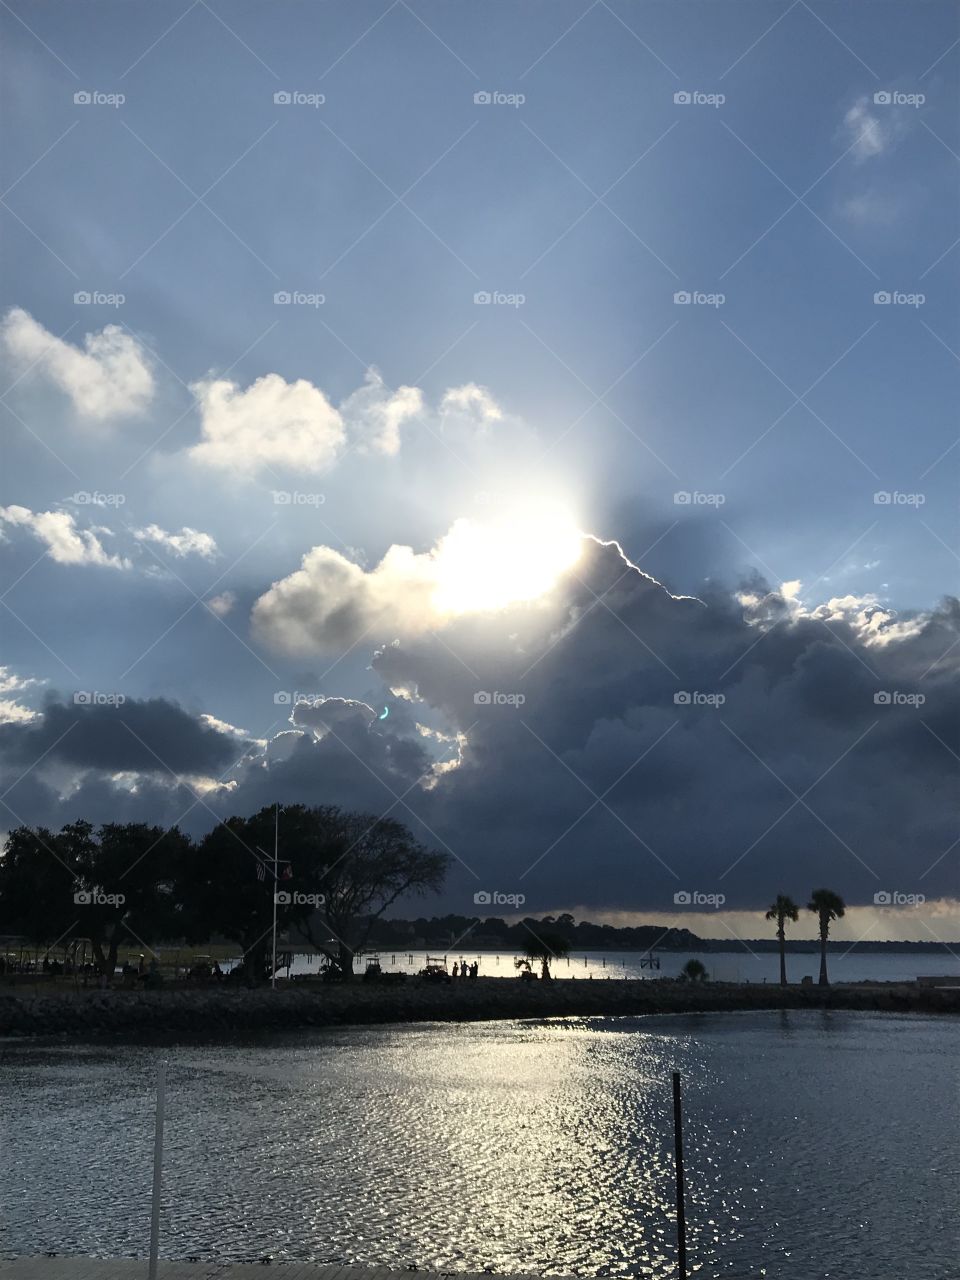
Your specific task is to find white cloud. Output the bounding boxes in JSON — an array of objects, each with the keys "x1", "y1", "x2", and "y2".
[
  {"x1": 251, "y1": 507, "x2": 584, "y2": 655},
  {"x1": 340, "y1": 368, "x2": 423, "y2": 456},
  {"x1": 187, "y1": 367, "x2": 423, "y2": 474},
  {"x1": 440, "y1": 382, "x2": 503, "y2": 424},
  {"x1": 0, "y1": 504, "x2": 130, "y2": 569},
  {"x1": 0, "y1": 666, "x2": 40, "y2": 724},
  {"x1": 1, "y1": 307, "x2": 154, "y2": 421},
  {"x1": 843, "y1": 98, "x2": 887, "y2": 160},
  {"x1": 134, "y1": 524, "x2": 218, "y2": 559},
  {"x1": 189, "y1": 372, "x2": 345, "y2": 475},
  {"x1": 207, "y1": 590, "x2": 236, "y2": 617}
]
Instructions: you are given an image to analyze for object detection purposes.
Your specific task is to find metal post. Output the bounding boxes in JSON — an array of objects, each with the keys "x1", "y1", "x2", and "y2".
[
  {"x1": 672, "y1": 1071, "x2": 687, "y2": 1279},
  {"x1": 271, "y1": 802, "x2": 279, "y2": 990},
  {"x1": 148, "y1": 1062, "x2": 166, "y2": 1280}
]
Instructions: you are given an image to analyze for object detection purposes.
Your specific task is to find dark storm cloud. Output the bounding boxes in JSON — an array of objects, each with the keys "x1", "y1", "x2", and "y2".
[
  {"x1": 2, "y1": 540, "x2": 956, "y2": 914},
  {"x1": 0, "y1": 696, "x2": 244, "y2": 777}
]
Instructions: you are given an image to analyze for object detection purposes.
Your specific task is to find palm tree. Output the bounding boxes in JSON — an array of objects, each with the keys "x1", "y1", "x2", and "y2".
[
  {"x1": 681, "y1": 958, "x2": 708, "y2": 982},
  {"x1": 807, "y1": 889, "x2": 845, "y2": 986},
  {"x1": 765, "y1": 894, "x2": 800, "y2": 985}
]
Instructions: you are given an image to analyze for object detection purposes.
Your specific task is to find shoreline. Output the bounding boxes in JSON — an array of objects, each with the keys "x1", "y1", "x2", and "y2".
[{"x1": 2, "y1": 975, "x2": 958, "y2": 1040}]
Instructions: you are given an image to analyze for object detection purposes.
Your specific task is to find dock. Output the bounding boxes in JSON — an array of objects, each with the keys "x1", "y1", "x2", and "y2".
[{"x1": 0, "y1": 1262, "x2": 551, "y2": 1280}]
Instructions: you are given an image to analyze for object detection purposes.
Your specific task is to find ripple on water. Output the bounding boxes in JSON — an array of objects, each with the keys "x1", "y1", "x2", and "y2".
[{"x1": 0, "y1": 1011, "x2": 957, "y2": 1279}]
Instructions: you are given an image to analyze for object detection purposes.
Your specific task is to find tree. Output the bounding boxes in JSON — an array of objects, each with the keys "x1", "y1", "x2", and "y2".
[
  {"x1": 0, "y1": 821, "x2": 190, "y2": 976},
  {"x1": 765, "y1": 894, "x2": 800, "y2": 986},
  {"x1": 681, "y1": 958, "x2": 708, "y2": 982},
  {"x1": 517, "y1": 928, "x2": 570, "y2": 980},
  {"x1": 73, "y1": 822, "x2": 191, "y2": 976},
  {"x1": 0, "y1": 823, "x2": 86, "y2": 949},
  {"x1": 283, "y1": 807, "x2": 449, "y2": 980},
  {"x1": 807, "y1": 889, "x2": 845, "y2": 986},
  {"x1": 180, "y1": 805, "x2": 330, "y2": 984}
]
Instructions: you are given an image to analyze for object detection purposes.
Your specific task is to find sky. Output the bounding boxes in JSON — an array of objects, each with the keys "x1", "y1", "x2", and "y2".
[{"x1": 0, "y1": 0, "x2": 957, "y2": 945}]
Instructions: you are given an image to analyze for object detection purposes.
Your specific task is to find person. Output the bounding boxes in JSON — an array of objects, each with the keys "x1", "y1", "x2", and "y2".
[
  {"x1": 213, "y1": 960, "x2": 223, "y2": 981},
  {"x1": 470, "y1": 961, "x2": 479, "y2": 980},
  {"x1": 452, "y1": 962, "x2": 459, "y2": 979}
]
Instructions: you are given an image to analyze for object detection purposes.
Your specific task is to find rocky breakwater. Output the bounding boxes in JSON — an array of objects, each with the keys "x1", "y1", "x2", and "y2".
[{"x1": 1, "y1": 976, "x2": 957, "y2": 1039}]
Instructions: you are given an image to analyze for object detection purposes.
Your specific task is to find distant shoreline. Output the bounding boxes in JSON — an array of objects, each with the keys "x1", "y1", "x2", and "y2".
[{"x1": 2, "y1": 976, "x2": 958, "y2": 1040}]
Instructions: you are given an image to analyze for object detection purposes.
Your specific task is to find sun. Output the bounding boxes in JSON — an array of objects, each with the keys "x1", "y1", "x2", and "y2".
[{"x1": 431, "y1": 504, "x2": 583, "y2": 616}]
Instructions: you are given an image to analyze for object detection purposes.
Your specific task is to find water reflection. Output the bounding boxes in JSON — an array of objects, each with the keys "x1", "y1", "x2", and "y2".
[{"x1": 1, "y1": 1012, "x2": 956, "y2": 1278}]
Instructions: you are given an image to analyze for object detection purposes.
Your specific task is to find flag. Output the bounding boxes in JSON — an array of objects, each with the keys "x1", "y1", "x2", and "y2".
[{"x1": 255, "y1": 861, "x2": 265, "y2": 882}]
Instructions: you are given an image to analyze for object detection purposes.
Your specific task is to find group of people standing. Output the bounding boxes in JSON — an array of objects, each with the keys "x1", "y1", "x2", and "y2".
[{"x1": 452, "y1": 960, "x2": 479, "y2": 980}]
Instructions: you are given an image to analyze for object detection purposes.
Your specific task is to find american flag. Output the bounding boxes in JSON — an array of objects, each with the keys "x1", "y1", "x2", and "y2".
[{"x1": 255, "y1": 860, "x2": 266, "y2": 882}]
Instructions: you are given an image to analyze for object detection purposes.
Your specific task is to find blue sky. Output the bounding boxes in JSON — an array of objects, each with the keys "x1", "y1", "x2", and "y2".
[{"x1": 0, "y1": 1, "x2": 957, "y2": 937}]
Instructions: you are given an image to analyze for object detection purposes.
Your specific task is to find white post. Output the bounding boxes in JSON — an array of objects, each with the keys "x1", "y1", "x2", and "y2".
[
  {"x1": 271, "y1": 802, "x2": 279, "y2": 990},
  {"x1": 148, "y1": 1062, "x2": 166, "y2": 1280}
]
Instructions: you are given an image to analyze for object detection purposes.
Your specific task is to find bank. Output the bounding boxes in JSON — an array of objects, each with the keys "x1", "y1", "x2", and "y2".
[{"x1": 1, "y1": 975, "x2": 958, "y2": 1038}]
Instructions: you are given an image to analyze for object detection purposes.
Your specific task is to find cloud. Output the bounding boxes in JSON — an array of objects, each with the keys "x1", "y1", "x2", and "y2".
[
  {"x1": 188, "y1": 372, "x2": 345, "y2": 475},
  {"x1": 440, "y1": 382, "x2": 503, "y2": 425},
  {"x1": 1, "y1": 536, "x2": 956, "y2": 917},
  {"x1": 0, "y1": 696, "x2": 246, "y2": 777},
  {"x1": 133, "y1": 524, "x2": 219, "y2": 559},
  {"x1": 251, "y1": 509, "x2": 583, "y2": 655},
  {"x1": 1, "y1": 308, "x2": 154, "y2": 421},
  {"x1": 290, "y1": 696, "x2": 377, "y2": 738},
  {"x1": 0, "y1": 504, "x2": 130, "y2": 569},
  {"x1": 0, "y1": 666, "x2": 41, "y2": 726},
  {"x1": 340, "y1": 368, "x2": 423, "y2": 456},
  {"x1": 187, "y1": 367, "x2": 424, "y2": 474},
  {"x1": 841, "y1": 96, "x2": 912, "y2": 164},
  {"x1": 207, "y1": 590, "x2": 236, "y2": 617}
]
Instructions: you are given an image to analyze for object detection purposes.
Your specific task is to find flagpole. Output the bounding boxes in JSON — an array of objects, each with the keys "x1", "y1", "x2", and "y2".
[{"x1": 271, "y1": 801, "x2": 279, "y2": 991}]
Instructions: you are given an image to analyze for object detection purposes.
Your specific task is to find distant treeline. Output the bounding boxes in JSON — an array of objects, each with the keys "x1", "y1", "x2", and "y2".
[
  {"x1": 368, "y1": 913, "x2": 703, "y2": 951},
  {"x1": 368, "y1": 914, "x2": 956, "y2": 954}
]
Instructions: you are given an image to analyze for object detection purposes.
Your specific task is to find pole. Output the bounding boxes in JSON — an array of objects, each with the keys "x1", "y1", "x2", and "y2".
[
  {"x1": 271, "y1": 802, "x2": 279, "y2": 990},
  {"x1": 148, "y1": 1062, "x2": 166, "y2": 1280},
  {"x1": 672, "y1": 1070, "x2": 687, "y2": 1279}
]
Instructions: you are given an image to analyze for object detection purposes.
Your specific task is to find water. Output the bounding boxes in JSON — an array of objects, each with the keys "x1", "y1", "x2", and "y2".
[
  {"x1": 284, "y1": 947, "x2": 960, "y2": 985},
  {"x1": 1, "y1": 1012, "x2": 957, "y2": 1278}
]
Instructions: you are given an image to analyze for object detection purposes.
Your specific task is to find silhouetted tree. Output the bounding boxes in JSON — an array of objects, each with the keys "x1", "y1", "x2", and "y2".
[
  {"x1": 766, "y1": 894, "x2": 800, "y2": 985},
  {"x1": 807, "y1": 889, "x2": 845, "y2": 986},
  {"x1": 681, "y1": 958, "x2": 708, "y2": 982},
  {"x1": 518, "y1": 928, "x2": 570, "y2": 980}
]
